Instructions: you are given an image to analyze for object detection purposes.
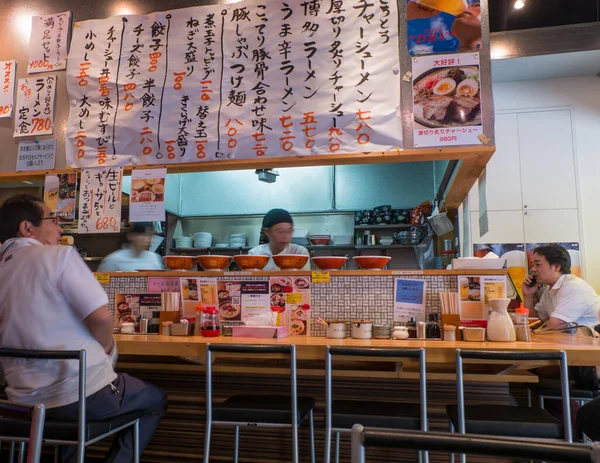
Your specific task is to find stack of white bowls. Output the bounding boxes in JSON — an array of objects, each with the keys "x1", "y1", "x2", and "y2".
[
  {"x1": 214, "y1": 243, "x2": 230, "y2": 249},
  {"x1": 174, "y1": 236, "x2": 193, "y2": 249},
  {"x1": 194, "y1": 232, "x2": 212, "y2": 248},
  {"x1": 229, "y1": 234, "x2": 247, "y2": 248},
  {"x1": 332, "y1": 235, "x2": 353, "y2": 245},
  {"x1": 292, "y1": 228, "x2": 309, "y2": 246}
]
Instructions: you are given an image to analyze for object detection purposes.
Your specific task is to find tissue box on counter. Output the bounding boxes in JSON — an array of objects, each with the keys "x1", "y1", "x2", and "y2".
[{"x1": 232, "y1": 326, "x2": 288, "y2": 339}]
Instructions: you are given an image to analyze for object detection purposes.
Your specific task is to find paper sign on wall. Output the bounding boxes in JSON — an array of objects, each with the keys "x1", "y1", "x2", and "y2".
[
  {"x1": 129, "y1": 168, "x2": 166, "y2": 222},
  {"x1": 0, "y1": 60, "x2": 16, "y2": 119},
  {"x1": 147, "y1": 277, "x2": 180, "y2": 293},
  {"x1": 14, "y1": 76, "x2": 57, "y2": 138},
  {"x1": 412, "y1": 52, "x2": 482, "y2": 148},
  {"x1": 44, "y1": 172, "x2": 77, "y2": 223},
  {"x1": 28, "y1": 12, "x2": 72, "y2": 73},
  {"x1": 393, "y1": 278, "x2": 427, "y2": 323},
  {"x1": 77, "y1": 167, "x2": 123, "y2": 234},
  {"x1": 17, "y1": 140, "x2": 56, "y2": 171}
]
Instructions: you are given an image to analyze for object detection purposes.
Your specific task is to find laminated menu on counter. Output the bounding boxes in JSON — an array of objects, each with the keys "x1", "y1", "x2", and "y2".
[
  {"x1": 393, "y1": 278, "x2": 427, "y2": 323},
  {"x1": 458, "y1": 275, "x2": 506, "y2": 327},
  {"x1": 115, "y1": 293, "x2": 162, "y2": 328}
]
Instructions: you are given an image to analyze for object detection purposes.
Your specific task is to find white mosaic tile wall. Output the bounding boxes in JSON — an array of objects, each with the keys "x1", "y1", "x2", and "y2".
[{"x1": 105, "y1": 274, "x2": 458, "y2": 337}]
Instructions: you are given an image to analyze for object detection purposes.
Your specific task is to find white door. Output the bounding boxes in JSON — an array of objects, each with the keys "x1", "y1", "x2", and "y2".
[
  {"x1": 518, "y1": 110, "x2": 578, "y2": 210},
  {"x1": 469, "y1": 113, "x2": 522, "y2": 212},
  {"x1": 470, "y1": 210, "x2": 525, "y2": 244},
  {"x1": 523, "y1": 209, "x2": 580, "y2": 244}
]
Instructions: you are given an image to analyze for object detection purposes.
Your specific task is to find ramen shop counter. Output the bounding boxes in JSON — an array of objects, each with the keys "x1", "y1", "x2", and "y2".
[
  {"x1": 98, "y1": 269, "x2": 507, "y2": 277},
  {"x1": 114, "y1": 332, "x2": 600, "y2": 369}
]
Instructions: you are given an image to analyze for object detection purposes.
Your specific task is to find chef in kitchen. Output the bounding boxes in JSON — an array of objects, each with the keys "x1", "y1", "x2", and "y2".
[
  {"x1": 248, "y1": 208, "x2": 310, "y2": 271},
  {"x1": 523, "y1": 244, "x2": 600, "y2": 331}
]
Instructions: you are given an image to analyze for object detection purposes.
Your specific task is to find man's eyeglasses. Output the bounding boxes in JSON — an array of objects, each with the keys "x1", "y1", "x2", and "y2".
[{"x1": 41, "y1": 216, "x2": 59, "y2": 225}]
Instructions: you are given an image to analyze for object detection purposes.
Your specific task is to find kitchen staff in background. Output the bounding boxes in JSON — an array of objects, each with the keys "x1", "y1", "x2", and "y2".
[
  {"x1": 248, "y1": 208, "x2": 310, "y2": 271},
  {"x1": 98, "y1": 222, "x2": 164, "y2": 272},
  {"x1": 523, "y1": 244, "x2": 600, "y2": 331},
  {"x1": 0, "y1": 194, "x2": 167, "y2": 462}
]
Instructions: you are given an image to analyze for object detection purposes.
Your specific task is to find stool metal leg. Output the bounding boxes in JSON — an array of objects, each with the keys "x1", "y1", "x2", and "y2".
[
  {"x1": 334, "y1": 432, "x2": 340, "y2": 463},
  {"x1": 203, "y1": 420, "x2": 211, "y2": 463},
  {"x1": 449, "y1": 422, "x2": 455, "y2": 463},
  {"x1": 133, "y1": 419, "x2": 140, "y2": 463},
  {"x1": 9, "y1": 441, "x2": 15, "y2": 463},
  {"x1": 54, "y1": 446, "x2": 60, "y2": 463},
  {"x1": 17, "y1": 441, "x2": 24, "y2": 463},
  {"x1": 309, "y1": 410, "x2": 315, "y2": 463},
  {"x1": 527, "y1": 388, "x2": 532, "y2": 407},
  {"x1": 233, "y1": 426, "x2": 239, "y2": 463}
]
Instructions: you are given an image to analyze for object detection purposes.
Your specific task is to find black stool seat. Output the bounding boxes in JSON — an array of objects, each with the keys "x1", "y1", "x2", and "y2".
[
  {"x1": 446, "y1": 404, "x2": 563, "y2": 439},
  {"x1": 531, "y1": 378, "x2": 600, "y2": 400},
  {"x1": 332, "y1": 400, "x2": 421, "y2": 430},
  {"x1": 0, "y1": 410, "x2": 144, "y2": 441},
  {"x1": 213, "y1": 395, "x2": 315, "y2": 424}
]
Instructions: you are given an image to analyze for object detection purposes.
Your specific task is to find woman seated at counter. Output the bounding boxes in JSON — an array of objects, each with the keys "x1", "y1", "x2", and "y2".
[{"x1": 248, "y1": 208, "x2": 310, "y2": 271}]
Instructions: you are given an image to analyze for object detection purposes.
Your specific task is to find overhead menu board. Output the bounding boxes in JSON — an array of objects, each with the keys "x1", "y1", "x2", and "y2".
[{"x1": 65, "y1": 0, "x2": 402, "y2": 168}]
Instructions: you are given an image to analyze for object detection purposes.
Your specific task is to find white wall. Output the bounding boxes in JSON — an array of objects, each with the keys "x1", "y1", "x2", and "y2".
[{"x1": 492, "y1": 76, "x2": 600, "y2": 291}]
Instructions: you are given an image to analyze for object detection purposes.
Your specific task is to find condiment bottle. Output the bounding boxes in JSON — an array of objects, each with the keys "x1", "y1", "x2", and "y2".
[
  {"x1": 201, "y1": 306, "x2": 220, "y2": 337},
  {"x1": 194, "y1": 302, "x2": 203, "y2": 336},
  {"x1": 407, "y1": 318, "x2": 417, "y2": 339},
  {"x1": 515, "y1": 304, "x2": 530, "y2": 342}
]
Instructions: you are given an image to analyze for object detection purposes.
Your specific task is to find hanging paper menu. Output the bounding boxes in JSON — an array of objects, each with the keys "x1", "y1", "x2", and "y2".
[
  {"x1": 0, "y1": 60, "x2": 16, "y2": 119},
  {"x1": 28, "y1": 12, "x2": 72, "y2": 73},
  {"x1": 65, "y1": 1, "x2": 402, "y2": 167},
  {"x1": 14, "y1": 76, "x2": 57, "y2": 138},
  {"x1": 77, "y1": 167, "x2": 123, "y2": 234},
  {"x1": 129, "y1": 168, "x2": 166, "y2": 222}
]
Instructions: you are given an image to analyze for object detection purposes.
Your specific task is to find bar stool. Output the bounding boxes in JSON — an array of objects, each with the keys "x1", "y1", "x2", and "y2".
[
  {"x1": 530, "y1": 378, "x2": 600, "y2": 408},
  {"x1": 0, "y1": 400, "x2": 45, "y2": 463},
  {"x1": 325, "y1": 346, "x2": 428, "y2": 463},
  {"x1": 0, "y1": 348, "x2": 143, "y2": 463},
  {"x1": 446, "y1": 349, "x2": 572, "y2": 463},
  {"x1": 203, "y1": 344, "x2": 315, "y2": 463}
]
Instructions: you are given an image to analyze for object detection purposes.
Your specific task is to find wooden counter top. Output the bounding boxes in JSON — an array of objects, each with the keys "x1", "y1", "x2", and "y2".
[
  {"x1": 115, "y1": 332, "x2": 600, "y2": 366},
  {"x1": 101, "y1": 269, "x2": 507, "y2": 277}
]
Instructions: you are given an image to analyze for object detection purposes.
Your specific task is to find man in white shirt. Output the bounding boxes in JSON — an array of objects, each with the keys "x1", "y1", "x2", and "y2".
[
  {"x1": 98, "y1": 222, "x2": 164, "y2": 272},
  {"x1": 523, "y1": 244, "x2": 600, "y2": 331},
  {"x1": 0, "y1": 195, "x2": 166, "y2": 462},
  {"x1": 248, "y1": 208, "x2": 310, "y2": 270}
]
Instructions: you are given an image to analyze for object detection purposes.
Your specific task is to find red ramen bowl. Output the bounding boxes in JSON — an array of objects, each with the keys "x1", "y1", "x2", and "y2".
[
  {"x1": 353, "y1": 256, "x2": 391, "y2": 270},
  {"x1": 311, "y1": 256, "x2": 348, "y2": 270},
  {"x1": 272, "y1": 254, "x2": 309, "y2": 270},
  {"x1": 196, "y1": 255, "x2": 232, "y2": 271},
  {"x1": 309, "y1": 237, "x2": 330, "y2": 245},
  {"x1": 162, "y1": 256, "x2": 195, "y2": 271},
  {"x1": 234, "y1": 254, "x2": 269, "y2": 271}
]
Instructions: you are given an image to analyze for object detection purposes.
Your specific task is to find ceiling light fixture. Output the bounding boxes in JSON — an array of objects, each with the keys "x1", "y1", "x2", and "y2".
[{"x1": 514, "y1": 0, "x2": 525, "y2": 9}]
